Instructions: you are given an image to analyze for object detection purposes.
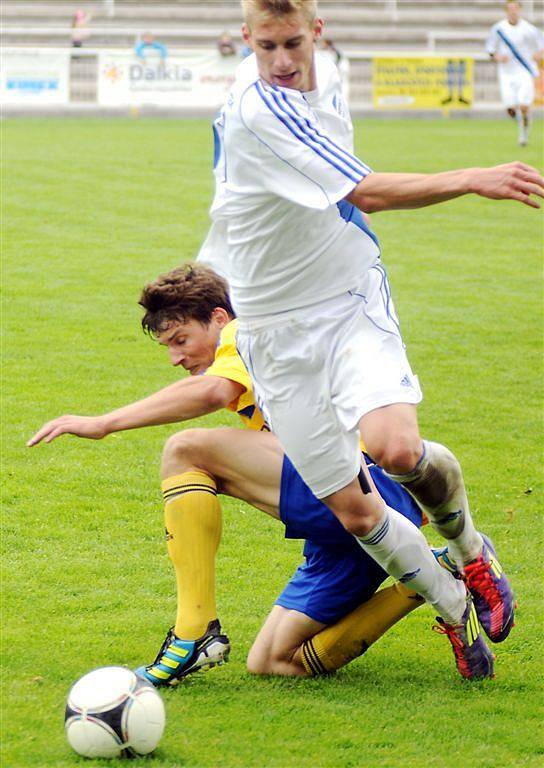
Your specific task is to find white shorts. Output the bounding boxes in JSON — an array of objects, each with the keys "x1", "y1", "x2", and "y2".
[
  {"x1": 236, "y1": 264, "x2": 422, "y2": 499},
  {"x1": 499, "y1": 71, "x2": 535, "y2": 108}
]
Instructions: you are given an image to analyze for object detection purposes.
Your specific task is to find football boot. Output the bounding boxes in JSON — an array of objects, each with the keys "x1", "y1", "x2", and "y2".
[
  {"x1": 434, "y1": 596, "x2": 495, "y2": 680},
  {"x1": 136, "y1": 619, "x2": 230, "y2": 687},
  {"x1": 463, "y1": 533, "x2": 515, "y2": 643}
]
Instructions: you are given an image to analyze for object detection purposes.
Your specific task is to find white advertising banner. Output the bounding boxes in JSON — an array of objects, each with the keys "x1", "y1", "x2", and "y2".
[
  {"x1": 98, "y1": 50, "x2": 239, "y2": 107},
  {"x1": 0, "y1": 51, "x2": 70, "y2": 105}
]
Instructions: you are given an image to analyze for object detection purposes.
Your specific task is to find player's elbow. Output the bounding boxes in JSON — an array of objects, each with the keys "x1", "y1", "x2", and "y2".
[{"x1": 345, "y1": 186, "x2": 383, "y2": 215}]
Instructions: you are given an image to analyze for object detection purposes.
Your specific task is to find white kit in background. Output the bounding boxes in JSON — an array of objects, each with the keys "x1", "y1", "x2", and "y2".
[{"x1": 486, "y1": 17, "x2": 543, "y2": 108}]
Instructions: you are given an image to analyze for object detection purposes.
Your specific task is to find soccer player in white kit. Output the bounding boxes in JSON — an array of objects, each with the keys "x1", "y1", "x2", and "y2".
[
  {"x1": 207, "y1": 0, "x2": 544, "y2": 679},
  {"x1": 486, "y1": 0, "x2": 544, "y2": 145}
]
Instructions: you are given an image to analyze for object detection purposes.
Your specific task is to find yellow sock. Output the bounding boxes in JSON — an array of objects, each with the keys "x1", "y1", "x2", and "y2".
[
  {"x1": 301, "y1": 583, "x2": 424, "y2": 676},
  {"x1": 162, "y1": 470, "x2": 222, "y2": 640}
]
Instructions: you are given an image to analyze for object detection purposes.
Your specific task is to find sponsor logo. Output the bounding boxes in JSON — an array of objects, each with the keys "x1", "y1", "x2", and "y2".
[
  {"x1": 103, "y1": 63, "x2": 123, "y2": 84},
  {"x1": 399, "y1": 568, "x2": 421, "y2": 583},
  {"x1": 129, "y1": 63, "x2": 192, "y2": 83},
  {"x1": 7, "y1": 78, "x2": 58, "y2": 93}
]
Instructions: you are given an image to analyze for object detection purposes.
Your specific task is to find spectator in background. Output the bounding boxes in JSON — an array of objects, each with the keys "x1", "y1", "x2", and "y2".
[
  {"x1": 218, "y1": 31, "x2": 237, "y2": 57},
  {"x1": 71, "y1": 9, "x2": 92, "y2": 48},
  {"x1": 135, "y1": 32, "x2": 168, "y2": 62},
  {"x1": 318, "y1": 37, "x2": 350, "y2": 102}
]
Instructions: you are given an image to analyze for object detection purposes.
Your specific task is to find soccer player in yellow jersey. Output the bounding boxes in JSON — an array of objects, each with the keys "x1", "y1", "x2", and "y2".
[{"x1": 28, "y1": 264, "x2": 456, "y2": 682}]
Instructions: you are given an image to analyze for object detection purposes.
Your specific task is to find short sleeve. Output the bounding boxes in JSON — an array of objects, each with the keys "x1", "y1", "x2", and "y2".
[
  {"x1": 204, "y1": 321, "x2": 267, "y2": 428},
  {"x1": 205, "y1": 321, "x2": 252, "y2": 395},
  {"x1": 241, "y1": 81, "x2": 372, "y2": 210}
]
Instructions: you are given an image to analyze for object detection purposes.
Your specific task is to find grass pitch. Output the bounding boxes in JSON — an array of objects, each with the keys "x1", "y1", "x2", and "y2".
[{"x1": 2, "y1": 116, "x2": 543, "y2": 767}]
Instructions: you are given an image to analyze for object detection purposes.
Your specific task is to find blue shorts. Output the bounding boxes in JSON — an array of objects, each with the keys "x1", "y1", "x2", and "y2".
[{"x1": 276, "y1": 454, "x2": 422, "y2": 624}]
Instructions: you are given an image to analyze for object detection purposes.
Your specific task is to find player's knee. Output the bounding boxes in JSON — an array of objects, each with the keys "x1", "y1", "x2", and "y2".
[
  {"x1": 247, "y1": 647, "x2": 302, "y2": 677},
  {"x1": 246, "y1": 645, "x2": 271, "y2": 675},
  {"x1": 162, "y1": 428, "x2": 212, "y2": 475},
  {"x1": 325, "y1": 486, "x2": 384, "y2": 537},
  {"x1": 339, "y1": 509, "x2": 382, "y2": 537},
  {"x1": 331, "y1": 498, "x2": 384, "y2": 537},
  {"x1": 371, "y1": 437, "x2": 423, "y2": 475}
]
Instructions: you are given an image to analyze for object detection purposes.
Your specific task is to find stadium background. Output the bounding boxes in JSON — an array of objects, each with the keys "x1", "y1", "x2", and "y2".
[
  {"x1": 2, "y1": 0, "x2": 544, "y2": 114},
  {"x1": 2, "y1": 2, "x2": 543, "y2": 767}
]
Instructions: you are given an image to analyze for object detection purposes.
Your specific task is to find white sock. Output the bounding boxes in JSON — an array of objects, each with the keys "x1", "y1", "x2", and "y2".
[
  {"x1": 357, "y1": 506, "x2": 466, "y2": 624},
  {"x1": 517, "y1": 112, "x2": 528, "y2": 143}
]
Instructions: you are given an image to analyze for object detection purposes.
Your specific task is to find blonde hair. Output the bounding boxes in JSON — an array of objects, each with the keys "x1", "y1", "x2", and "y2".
[{"x1": 242, "y1": 0, "x2": 318, "y2": 26}]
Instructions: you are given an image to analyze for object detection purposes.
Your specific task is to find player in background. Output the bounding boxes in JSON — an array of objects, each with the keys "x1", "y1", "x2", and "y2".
[
  {"x1": 207, "y1": 0, "x2": 544, "y2": 679},
  {"x1": 28, "y1": 264, "x2": 465, "y2": 682},
  {"x1": 486, "y1": 0, "x2": 544, "y2": 145}
]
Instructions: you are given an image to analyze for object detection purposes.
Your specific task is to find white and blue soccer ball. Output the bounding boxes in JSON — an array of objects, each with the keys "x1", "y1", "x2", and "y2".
[{"x1": 65, "y1": 666, "x2": 165, "y2": 758}]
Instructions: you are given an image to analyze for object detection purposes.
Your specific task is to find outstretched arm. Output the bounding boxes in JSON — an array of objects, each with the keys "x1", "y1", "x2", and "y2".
[
  {"x1": 347, "y1": 162, "x2": 544, "y2": 213},
  {"x1": 27, "y1": 375, "x2": 245, "y2": 446}
]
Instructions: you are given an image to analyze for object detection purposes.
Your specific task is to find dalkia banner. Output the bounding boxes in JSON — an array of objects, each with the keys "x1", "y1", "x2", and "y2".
[
  {"x1": 373, "y1": 57, "x2": 474, "y2": 109},
  {"x1": 0, "y1": 51, "x2": 70, "y2": 105},
  {"x1": 98, "y1": 50, "x2": 240, "y2": 107}
]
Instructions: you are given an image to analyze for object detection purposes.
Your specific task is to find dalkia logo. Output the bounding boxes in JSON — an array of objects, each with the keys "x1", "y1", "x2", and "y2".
[
  {"x1": 129, "y1": 63, "x2": 193, "y2": 82},
  {"x1": 103, "y1": 63, "x2": 123, "y2": 84}
]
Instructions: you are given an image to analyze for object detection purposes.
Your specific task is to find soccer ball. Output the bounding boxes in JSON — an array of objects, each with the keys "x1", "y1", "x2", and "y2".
[{"x1": 65, "y1": 666, "x2": 165, "y2": 758}]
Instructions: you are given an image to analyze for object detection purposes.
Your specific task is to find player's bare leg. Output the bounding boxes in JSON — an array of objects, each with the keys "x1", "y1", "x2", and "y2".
[
  {"x1": 166, "y1": 428, "x2": 434, "y2": 677},
  {"x1": 162, "y1": 427, "x2": 282, "y2": 516},
  {"x1": 360, "y1": 403, "x2": 483, "y2": 565},
  {"x1": 248, "y1": 584, "x2": 424, "y2": 677},
  {"x1": 361, "y1": 402, "x2": 514, "y2": 643},
  {"x1": 138, "y1": 428, "x2": 283, "y2": 687},
  {"x1": 324, "y1": 470, "x2": 467, "y2": 627},
  {"x1": 248, "y1": 607, "x2": 324, "y2": 677}
]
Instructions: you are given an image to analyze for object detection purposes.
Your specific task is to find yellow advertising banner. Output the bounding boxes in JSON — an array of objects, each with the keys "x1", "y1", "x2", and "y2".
[{"x1": 373, "y1": 57, "x2": 474, "y2": 109}]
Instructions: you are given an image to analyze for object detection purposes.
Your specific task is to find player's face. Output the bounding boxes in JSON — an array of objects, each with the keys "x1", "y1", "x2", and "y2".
[
  {"x1": 157, "y1": 310, "x2": 227, "y2": 374},
  {"x1": 506, "y1": 2, "x2": 521, "y2": 23},
  {"x1": 242, "y1": 11, "x2": 324, "y2": 92}
]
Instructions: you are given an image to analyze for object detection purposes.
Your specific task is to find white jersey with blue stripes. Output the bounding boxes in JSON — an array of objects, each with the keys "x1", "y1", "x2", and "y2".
[
  {"x1": 486, "y1": 18, "x2": 543, "y2": 78},
  {"x1": 198, "y1": 53, "x2": 357, "y2": 284},
  {"x1": 202, "y1": 54, "x2": 379, "y2": 318}
]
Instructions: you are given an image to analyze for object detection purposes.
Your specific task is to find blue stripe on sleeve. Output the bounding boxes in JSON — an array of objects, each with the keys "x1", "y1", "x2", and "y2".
[
  {"x1": 276, "y1": 88, "x2": 372, "y2": 176},
  {"x1": 255, "y1": 80, "x2": 366, "y2": 184}
]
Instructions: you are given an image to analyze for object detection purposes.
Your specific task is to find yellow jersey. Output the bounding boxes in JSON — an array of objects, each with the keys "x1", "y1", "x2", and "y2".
[{"x1": 204, "y1": 319, "x2": 269, "y2": 432}]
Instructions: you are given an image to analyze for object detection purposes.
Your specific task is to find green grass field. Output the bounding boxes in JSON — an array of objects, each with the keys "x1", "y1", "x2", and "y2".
[{"x1": 2, "y1": 116, "x2": 543, "y2": 768}]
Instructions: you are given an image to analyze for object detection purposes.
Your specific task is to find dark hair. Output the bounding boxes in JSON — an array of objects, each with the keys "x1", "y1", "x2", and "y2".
[{"x1": 139, "y1": 263, "x2": 235, "y2": 335}]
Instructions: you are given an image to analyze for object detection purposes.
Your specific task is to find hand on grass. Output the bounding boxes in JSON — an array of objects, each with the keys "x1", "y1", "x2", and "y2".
[
  {"x1": 27, "y1": 415, "x2": 109, "y2": 446},
  {"x1": 470, "y1": 162, "x2": 544, "y2": 208}
]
